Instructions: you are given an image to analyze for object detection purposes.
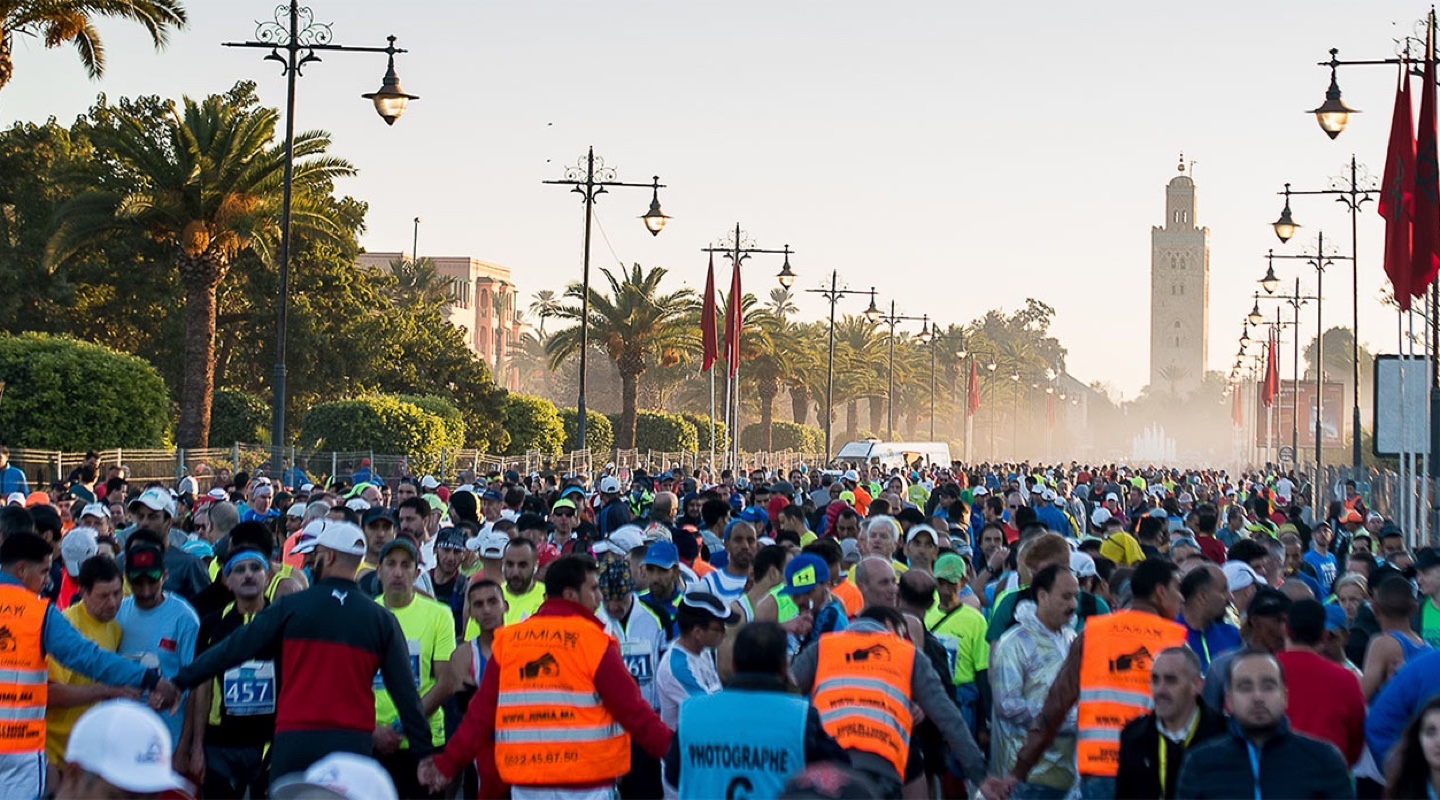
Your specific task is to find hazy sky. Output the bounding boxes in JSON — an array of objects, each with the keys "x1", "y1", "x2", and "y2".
[{"x1": 3, "y1": 1, "x2": 1429, "y2": 398}]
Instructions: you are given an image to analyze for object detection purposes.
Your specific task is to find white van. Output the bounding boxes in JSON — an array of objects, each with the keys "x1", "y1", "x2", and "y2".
[{"x1": 834, "y1": 440, "x2": 952, "y2": 471}]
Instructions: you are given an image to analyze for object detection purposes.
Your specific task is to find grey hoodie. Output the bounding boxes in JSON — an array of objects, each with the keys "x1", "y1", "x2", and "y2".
[{"x1": 790, "y1": 617, "x2": 987, "y2": 784}]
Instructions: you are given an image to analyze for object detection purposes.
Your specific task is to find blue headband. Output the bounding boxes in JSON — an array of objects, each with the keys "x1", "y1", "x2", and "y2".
[{"x1": 223, "y1": 550, "x2": 269, "y2": 577}]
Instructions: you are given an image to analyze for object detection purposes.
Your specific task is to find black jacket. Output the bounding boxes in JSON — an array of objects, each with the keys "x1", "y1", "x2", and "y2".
[
  {"x1": 1174, "y1": 718, "x2": 1355, "y2": 799},
  {"x1": 1115, "y1": 703, "x2": 1227, "y2": 800}
]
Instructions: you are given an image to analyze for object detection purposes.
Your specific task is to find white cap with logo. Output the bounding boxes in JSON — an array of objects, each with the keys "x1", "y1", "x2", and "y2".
[
  {"x1": 129, "y1": 487, "x2": 177, "y2": 518},
  {"x1": 290, "y1": 521, "x2": 367, "y2": 557},
  {"x1": 271, "y1": 752, "x2": 398, "y2": 800},
  {"x1": 65, "y1": 699, "x2": 189, "y2": 795}
]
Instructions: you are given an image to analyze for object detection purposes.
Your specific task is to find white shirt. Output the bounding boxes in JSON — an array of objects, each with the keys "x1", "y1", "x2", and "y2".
[
  {"x1": 697, "y1": 568, "x2": 747, "y2": 606},
  {"x1": 598, "y1": 595, "x2": 668, "y2": 710},
  {"x1": 654, "y1": 640, "x2": 721, "y2": 729}
]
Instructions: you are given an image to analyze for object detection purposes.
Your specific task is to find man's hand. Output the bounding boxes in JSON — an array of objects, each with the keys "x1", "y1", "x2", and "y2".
[
  {"x1": 149, "y1": 678, "x2": 181, "y2": 713},
  {"x1": 781, "y1": 608, "x2": 813, "y2": 639},
  {"x1": 417, "y1": 756, "x2": 450, "y2": 792},
  {"x1": 978, "y1": 775, "x2": 1017, "y2": 800},
  {"x1": 988, "y1": 546, "x2": 1010, "y2": 573},
  {"x1": 373, "y1": 725, "x2": 402, "y2": 755},
  {"x1": 106, "y1": 684, "x2": 142, "y2": 701}
]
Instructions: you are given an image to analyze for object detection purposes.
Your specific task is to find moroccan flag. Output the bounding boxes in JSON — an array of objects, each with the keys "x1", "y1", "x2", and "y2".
[
  {"x1": 1381, "y1": 59, "x2": 1416, "y2": 307},
  {"x1": 701, "y1": 254, "x2": 718, "y2": 372},
  {"x1": 1262, "y1": 335, "x2": 1279, "y2": 408},
  {"x1": 724, "y1": 259, "x2": 742, "y2": 378},
  {"x1": 966, "y1": 361, "x2": 980, "y2": 416},
  {"x1": 1411, "y1": 23, "x2": 1440, "y2": 301}
]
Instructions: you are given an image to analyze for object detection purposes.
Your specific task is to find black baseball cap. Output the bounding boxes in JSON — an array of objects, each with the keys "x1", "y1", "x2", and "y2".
[
  {"x1": 362, "y1": 507, "x2": 396, "y2": 527},
  {"x1": 1247, "y1": 587, "x2": 1292, "y2": 619},
  {"x1": 1415, "y1": 547, "x2": 1440, "y2": 572},
  {"x1": 435, "y1": 527, "x2": 467, "y2": 551}
]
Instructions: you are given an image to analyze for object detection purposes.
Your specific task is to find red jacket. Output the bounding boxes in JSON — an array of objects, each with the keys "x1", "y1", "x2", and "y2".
[
  {"x1": 1275, "y1": 649, "x2": 1366, "y2": 765},
  {"x1": 434, "y1": 597, "x2": 673, "y2": 797}
]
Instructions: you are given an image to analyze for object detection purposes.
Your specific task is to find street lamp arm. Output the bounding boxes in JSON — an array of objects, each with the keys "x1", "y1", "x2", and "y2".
[
  {"x1": 542, "y1": 179, "x2": 666, "y2": 190},
  {"x1": 223, "y1": 40, "x2": 407, "y2": 55}
]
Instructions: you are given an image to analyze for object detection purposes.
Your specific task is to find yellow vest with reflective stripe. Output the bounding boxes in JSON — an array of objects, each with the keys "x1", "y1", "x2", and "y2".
[{"x1": 0, "y1": 584, "x2": 49, "y2": 753}]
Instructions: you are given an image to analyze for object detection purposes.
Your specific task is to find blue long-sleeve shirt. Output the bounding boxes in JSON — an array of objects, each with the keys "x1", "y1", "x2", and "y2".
[
  {"x1": 0, "y1": 465, "x2": 28, "y2": 496},
  {"x1": 1367, "y1": 648, "x2": 1440, "y2": 764},
  {"x1": 0, "y1": 572, "x2": 156, "y2": 689}
]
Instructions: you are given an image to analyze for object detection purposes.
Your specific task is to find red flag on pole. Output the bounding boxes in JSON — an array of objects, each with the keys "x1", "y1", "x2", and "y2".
[
  {"x1": 1411, "y1": 21, "x2": 1440, "y2": 301},
  {"x1": 966, "y1": 361, "x2": 980, "y2": 417},
  {"x1": 723, "y1": 259, "x2": 742, "y2": 378},
  {"x1": 1262, "y1": 335, "x2": 1279, "y2": 408},
  {"x1": 1381, "y1": 58, "x2": 1416, "y2": 307},
  {"x1": 701, "y1": 254, "x2": 718, "y2": 372}
]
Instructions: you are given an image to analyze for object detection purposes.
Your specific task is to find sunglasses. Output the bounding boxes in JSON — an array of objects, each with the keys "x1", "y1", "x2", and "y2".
[
  {"x1": 553, "y1": 510, "x2": 575, "y2": 517},
  {"x1": 127, "y1": 570, "x2": 163, "y2": 584}
]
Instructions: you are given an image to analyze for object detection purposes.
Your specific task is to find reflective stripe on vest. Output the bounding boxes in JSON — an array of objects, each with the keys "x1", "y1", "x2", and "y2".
[
  {"x1": 679, "y1": 689, "x2": 809, "y2": 800},
  {"x1": 492, "y1": 614, "x2": 630, "y2": 784},
  {"x1": 1075, "y1": 610, "x2": 1188, "y2": 777},
  {"x1": 0, "y1": 584, "x2": 49, "y2": 754},
  {"x1": 812, "y1": 630, "x2": 915, "y2": 779}
]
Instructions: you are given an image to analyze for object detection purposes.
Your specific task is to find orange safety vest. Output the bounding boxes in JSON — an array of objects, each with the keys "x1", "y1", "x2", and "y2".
[
  {"x1": 812, "y1": 630, "x2": 915, "y2": 778},
  {"x1": 0, "y1": 583, "x2": 49, "y2": 754},
  {"x1": 491, "y1": 613, "x2": 630, "y2": 785},
  {"x1": 1075, "y1": 610, "x2": 1187, "y2": 777}
]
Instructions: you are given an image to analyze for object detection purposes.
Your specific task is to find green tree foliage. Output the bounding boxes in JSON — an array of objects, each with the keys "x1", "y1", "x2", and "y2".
[
  {"x1": 680, "y1": 413, "x2": 728, "y2": 454},
  {"x1": 741, "y1": 421, "x2": 824, "y2": 453},
  {"x1": 502, "y1": 394, "x2": 563, "y2": 456},
  {"x1": 395, "y1": 394, "x2": 466, "y2": 453},
  {"x1": 207, "y1": 388, "x2": 268, "y2": 446},
  {"x1": 0, "y1": 0, "x2": 188, "y2": 91},
  {"x1": 298, "y1": 396, "x2": 446, "y2": 457},
  {"x1": 0, "y1": 333, "x2": 169, "y2": 449},
  {"x1": 560, "y1": 408, "x2": 613, "y2": 456},
  {"x1": 612, "y1": 410, "x2": 698, "y2": 453}
]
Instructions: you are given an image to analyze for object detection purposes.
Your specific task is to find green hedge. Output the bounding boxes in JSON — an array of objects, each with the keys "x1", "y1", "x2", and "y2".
[
  {"x1": 741, "y1": 420, "x2": 825, "y2": 452},
  {"x1": 560, "y1": 408, "x2": 614, "y2": 455},
  {"x1": 299, "y1": 396, "x2": 447, "y2": 457},
  {"x1": 0, "y1": 333, "x2": 170, "y2": 449},
  {"x1": 395, "y1": 394, "x2": 466, "y2": 453},
  {"x1": 208, "y1": 389, "x2": 269, "y2": 447},
  {"x1": 502, "y1": 394, "x2": 564, "y2": 456},
  {"x1": 610, "y1": 410, "x2": 698, "y2": 453},
  {"x1": 680, "y1": 412, "x2": 728, "y2": 453}
]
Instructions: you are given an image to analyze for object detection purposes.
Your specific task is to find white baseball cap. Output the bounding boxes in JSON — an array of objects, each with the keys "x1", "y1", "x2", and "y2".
[
  {"x1": 207, "y1": 488, "x2": 229, "y2": 500},
  {"x1": 129, "y1": 487, "x2": 176, "y2": 518},
  {"x1": 6, "y1": 491, "x2": 26, "y2": 506},
  {"x1": 842, "y1": 469, "x2": 860, "y2": 483},
  {"x1": 972, "y1": 486, "x2": 988, "y2": 496},
  {"x1": 61, "y1": 527, "x2": 99, "y2": 577},
  {"x1": 1041, "y1": 488, "x2": 1057, "y2": 502},
  {"x1": 1222, "y1": 560, "x2": 1262, "y2": 592},
  {"x1": 289, "y1": 519, "x2": 329, "y2": 556},
  {"x1": 344, "y1": 497, "x2": 371, "y2": 512},
  {"x1": 475, "y1": 530, "x2": 511, "y2": 560},
  {"x1": 1070, "y1": 551, "x2": 1097, "y2": 579},
  {"x1": 594, "y1": 525, "x2": 647, "y2": 556},
  {"x1": 286, "y1": 502, "x2": 307, "y2": 519},
  {"x1": 293, "y1": 520, "x2": 366, "y2": 557},
  {"x1": 1104, "y1": 492, "x2": 1120, "y2": 503},
  {"x1": 1091, "y1": 507, "x2": 1113, "y2": 527},
  {"x1": 419, "y1": 475, "x2": 441, "y2": 490},
  {"x1": 271, "y1": 752, "x2": 398, "y2": 800},
  {"x1": 80, "y1": 502, "x2": 111, "y2": 520},
  {"x1": 598, "y1": 475, "x2": 621, "y2": 494},
  {"x1": 65, "y1": 700, "x2": 189, "y2": 795}
]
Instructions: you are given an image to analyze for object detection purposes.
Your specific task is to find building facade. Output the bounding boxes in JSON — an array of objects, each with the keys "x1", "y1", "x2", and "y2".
[
  {"x1": 356, "y1": 251, "x2": 522, "y2": 389},
  {"x1": 1149, "y1": 157, "x2": 1211, "y2": 397}
]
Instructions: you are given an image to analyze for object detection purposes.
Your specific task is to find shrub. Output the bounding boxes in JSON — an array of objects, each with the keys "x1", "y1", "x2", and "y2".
[
  {"x1": 560, "y1": 408, "x2": 614, "y2": 456},
  {"x1": 208, "y1": 389, "x2": 269, "y2": 447},
  {"x1": 395, "y1": 394, "x2": 466, "y2": 453},
  {"x1": 298, "y1": 396, "x2": 447, "y2": 458},
  {"x1": 741, "y1": 421, "x2": 825, "y2": 452},
  {"x1": 611, "y1": 410, "x2": 698, "y2": 453},
  {"x1": 0, "y1": 333, "x2": 169, "y2": 449},
  {"x1": 680, "y1": 412, "x2": 728, "y2": 453},
  {"x1": 502, "y1": 394, "x2": 564, "y2": 456}
]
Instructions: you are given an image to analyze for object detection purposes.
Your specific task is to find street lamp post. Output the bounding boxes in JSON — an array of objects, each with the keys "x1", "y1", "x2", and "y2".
[
  {"x1": 1261, "y1": 235, "x2": 1349, "y2": 486},
  {"x1": 805, "y1": 272, "x2": 878, "y2": 461},
  {"x1": 875, "y1": 300, "x2": 930, "y2": 439},
  {"x1": 1270, "y1": 167, "x2": 1375, "y2": 473},
  {"x1": 701, "y1": 225, "x2": 794, "y2": 467},
  {"x1": 412, "y1": 216, "x2": 421, "y2": 261},
  {"x1": 1257, "y1": 272, "x2": 1318, "y2": 472},
  {"x1": 985, "y1": 358, "x2": 999, "y2": 461},
  {"x1": 225, "y1": 1, "x2": 419, "y2": 475},
  {"x1": 543, "y1": 149, "x2": 669, "y2": 452}
]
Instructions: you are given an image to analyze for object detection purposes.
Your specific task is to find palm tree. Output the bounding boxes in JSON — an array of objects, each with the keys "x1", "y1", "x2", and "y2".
[
  {"x1": 1, "y1": 0, "x2": 188, "y2": 91},
  {"x1": 492, "y1": 290, "x2": 510, "y2": 387},
  {"x1": 47, "y1": 84, "x2": 355, "y2": 447},
  {"x1": 509, "y1": 329, "x2": 550, "y2": 399},
  {"x1": 766, "y1": 286, "x2": 798, "y2": 322},
  {"x1": 545, "y1": 263, "x2": 697, "y2": 449},
  {"x1": 529, "y1": 289, "x2": 560, "y2": 338},
  {"x1": 833, "y1": 314, "x2": 888, "y2": 441},
  {"x1": 385, "y1": 256, "x2": 454, "y2": 305}
]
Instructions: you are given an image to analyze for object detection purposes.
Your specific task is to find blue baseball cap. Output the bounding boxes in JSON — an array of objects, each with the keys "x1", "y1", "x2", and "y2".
[
  {"x1": 641, "y1": 540, "x2": 679, "y2": 569},
  {"x1": 1323, "y1": 602, "x2": 1349, "y2": 632},
  {"x1": 782, "y1": 554, "x2": 830, "y2": 595}
]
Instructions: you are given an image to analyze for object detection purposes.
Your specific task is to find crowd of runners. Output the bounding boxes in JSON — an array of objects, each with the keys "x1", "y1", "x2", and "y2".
[{"x1": 0, "y1": 446, "x2": 1439, "y2": 799}]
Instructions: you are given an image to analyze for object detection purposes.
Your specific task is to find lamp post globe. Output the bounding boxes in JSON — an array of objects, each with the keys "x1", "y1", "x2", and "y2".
[{"x1": 362, "y1": 44, "x2": 419, "y2": 125}]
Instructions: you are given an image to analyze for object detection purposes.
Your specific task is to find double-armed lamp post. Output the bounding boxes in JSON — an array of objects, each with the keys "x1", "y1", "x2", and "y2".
[
  {"x1": 805, "y1": 274, "x2": 879, "y2": 461},
  {"x1": 875, "y1": 300, "x2": 930, "y2": 439},
  {"x1": 225, "y1": 0, "x2": 420, "y2": 474}
]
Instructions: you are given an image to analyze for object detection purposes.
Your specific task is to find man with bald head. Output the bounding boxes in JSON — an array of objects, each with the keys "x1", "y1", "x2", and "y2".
[{"x1": 854, "y1": 556, "x2": 898, "y2": 609}]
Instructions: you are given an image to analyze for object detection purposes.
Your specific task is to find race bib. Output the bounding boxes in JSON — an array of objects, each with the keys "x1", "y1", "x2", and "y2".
[
  {"x1": 222, "y1": 661, "x2": 276, "y2": 716},
  {"x1": 374, "y1": 639, "x2": 422, "y2": 690},
  {"x1": 620, "y1": 640, "x2": 653, "y2": 685},
  {"x1": 936, "y1": 633, "x2": 959, "y2": 677}
]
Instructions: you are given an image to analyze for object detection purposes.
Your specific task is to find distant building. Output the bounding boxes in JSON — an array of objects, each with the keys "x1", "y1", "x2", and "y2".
[
  {"x1": 356, "y1": 251, "x2": 522, "y2": 388},
  {"x1": 1150, "y1": 156, "x2": 1211, "y2": 397}
]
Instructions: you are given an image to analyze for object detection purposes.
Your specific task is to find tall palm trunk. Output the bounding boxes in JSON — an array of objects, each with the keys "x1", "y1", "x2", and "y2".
[
  {"x1": 618, "y1": 352, "x2": 642, "y2": 449},
  {"x1": 790, "y1": 385, "x2": 809, "y2": 424},
  {"x1": 758, "y1": 374, "x2": 778, "y2": 451},
  {"x1": 868, "y1": 396, "x2": 883, "y2": 434},
  {"x1": 175, "y1": 251, "x2": 225, "y2": 448},
  {"x1": 0, "y1": 31, "x2": 12, "y2": 92},
  {"x1": 846, "y1": 401, "x2": 858, "y2": 442}
]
